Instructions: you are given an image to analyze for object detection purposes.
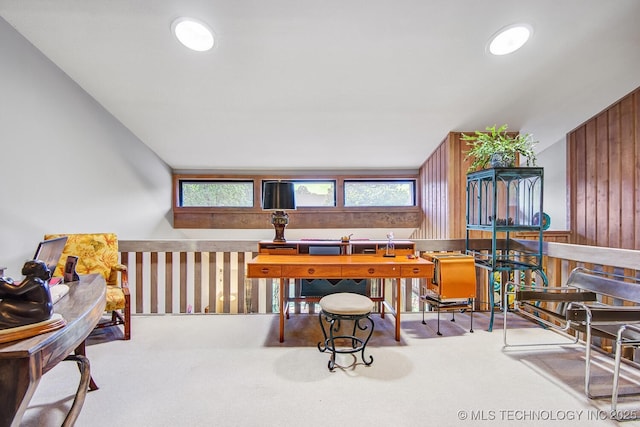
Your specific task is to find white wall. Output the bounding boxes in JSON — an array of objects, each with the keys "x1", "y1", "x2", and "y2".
[
  {"x1": 536, "y1": 138, "x2": 567, "y2": 230},
  {"x1": 0, "y1": 18, "x2": 181, "y2": 276}
]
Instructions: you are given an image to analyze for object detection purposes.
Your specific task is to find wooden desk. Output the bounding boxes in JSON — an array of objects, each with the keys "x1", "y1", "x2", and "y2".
[
  {"x1": 247, "y1": 254, "x2": 434, "y2": 342},
  {"x1": 0, "y1": 274, "x2": 106, "y2": 427}
]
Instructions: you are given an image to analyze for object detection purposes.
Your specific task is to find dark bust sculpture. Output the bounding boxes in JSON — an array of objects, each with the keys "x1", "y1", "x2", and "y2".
[{"x1": 0, "y1": 260, "x2": 54, "y2": 329}]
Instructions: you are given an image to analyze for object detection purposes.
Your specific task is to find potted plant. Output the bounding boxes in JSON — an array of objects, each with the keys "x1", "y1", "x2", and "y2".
[{"x1": 461, "y1": 124, "x2": 538, "y2": 172}]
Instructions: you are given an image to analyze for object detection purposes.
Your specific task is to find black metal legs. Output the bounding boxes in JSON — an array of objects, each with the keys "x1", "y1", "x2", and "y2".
[
  {"x1": 318, "y1": 311, "x2": 374, "y2": 371},
  {"x1": 421, "y1": 297, "x2": 474, "y2": 336}
]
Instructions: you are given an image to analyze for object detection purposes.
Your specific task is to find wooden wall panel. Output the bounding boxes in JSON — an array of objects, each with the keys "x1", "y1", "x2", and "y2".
[
  {"x1": 620, "y1": 95, "x2": 636, "y2": 249},
  {"x1": 448, "y1": 133, "x2": 469, "y2": 238},
  {"x1": 609, "y1": 102, "x2": 622, "y2": 248},
  {"x1": 636, "y1": 92, "x2": 640, "y2": 250},
  {"x1": 412, "y1": 132, "x2": 471, "y2": 240},
  {"x1": 596, "y1": 112, "x2": 609, "y2": 247},
  {"x1": 585, "y1": 121, "x2": 597, "y2": 245},
  {"x1": 568, "y1": 86, "x2": 640, "y2": 250},
  {"x1": 437, "y1": 143, "x2": 445, "y2": 237},
  {"x1": 415, "y1": 135, "x2": 432, "y2": 239},
  {"x1": 413, "y1": 135, "x2": 448, "y2": 239},
  {"x1": 574, "y1": 126, "x2": 587, "y2": 245}
]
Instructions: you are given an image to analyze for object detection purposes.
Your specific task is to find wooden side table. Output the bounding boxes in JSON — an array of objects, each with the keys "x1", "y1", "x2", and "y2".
[{"x1": 0, "y1": 274, "x2": 106, "y2": 427}]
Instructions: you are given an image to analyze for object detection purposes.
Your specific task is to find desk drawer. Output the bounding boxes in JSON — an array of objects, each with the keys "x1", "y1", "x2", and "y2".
[
  {"x1": 283, "y1": 265, "x2": 342, "y2": 278},
  {"x1": 342, "y1": 265, "x2": 398, "y2": 278},
  {"x1": 401, "y1": 265, "x2": 433, "y2": 277},
  {"x1": 260, "y1": 247, "x2": 298, "y2": 255},
  {"x1": 375, "y1": 248, "x2": 415, "y2": 257},
  {"x1": 247, "y1": 264, "x2": 282, "y2": 278}
]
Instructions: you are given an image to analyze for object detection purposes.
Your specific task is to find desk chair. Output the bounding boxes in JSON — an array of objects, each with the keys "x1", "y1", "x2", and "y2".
[
  {"x1": 44, "y1": 233, "x2": 131, "y2": 340},
  {"x1": 420, "y1": 253, "x2": 476, "y2": 336}
]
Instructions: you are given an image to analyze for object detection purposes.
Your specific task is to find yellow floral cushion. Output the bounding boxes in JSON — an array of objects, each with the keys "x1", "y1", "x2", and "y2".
[
  {"x1": 44, "y1": 233, "x2": 126, "y2": 310},
  {"x1": 106, "y1": 284, "x2": 126, "y2": 312}
]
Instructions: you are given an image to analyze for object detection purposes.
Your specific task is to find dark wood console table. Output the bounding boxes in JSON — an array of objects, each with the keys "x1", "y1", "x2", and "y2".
[
  {"x1": 0, "y1": 274, "x2": 106, "y2": 427},
  {"x1": 247, "y1": 253, "x2": 433, "y2": 342}
]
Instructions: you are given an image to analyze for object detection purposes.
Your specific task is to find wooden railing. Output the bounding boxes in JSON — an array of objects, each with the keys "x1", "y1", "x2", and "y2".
[
  {"x1": 118, "y1": 239, "x2": 640, "y2": 316},
  {"x1": 119, "y1": 240, "x2": 257, "y2": 315}
]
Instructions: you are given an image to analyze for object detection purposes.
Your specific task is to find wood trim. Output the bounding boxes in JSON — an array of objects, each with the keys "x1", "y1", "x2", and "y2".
[
  {"x1": 150, "y1": 252, "x2": 158, "y2": 313},
  {"x1": 180, "y1": 252, "x2": 187, "y2": 313},
  {"x1": 208, "y1": 253, "x2": 217, "y2": 313},
  {"x1": 511, "y1": 231, "x2": 571, "y2": 243},
  {"x1": 194, "y1": 252, "x2": 202, "y2": 312},
  {"x1": 173, "y1": 207, "x2": 422, "y2": 229},
  {"x1": 165, "y1": 252, "x2": 173, "y2": 313}
]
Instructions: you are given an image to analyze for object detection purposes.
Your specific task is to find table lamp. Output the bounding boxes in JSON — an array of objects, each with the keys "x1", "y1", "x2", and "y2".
[{"x1": 262, "y1": 181, "x2": 296, "y2": 242}]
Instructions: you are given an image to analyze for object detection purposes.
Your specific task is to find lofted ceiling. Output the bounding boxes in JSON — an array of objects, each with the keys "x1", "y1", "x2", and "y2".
[{"x1": 1, "y1": 0, "x2": 639, "y2": 171}]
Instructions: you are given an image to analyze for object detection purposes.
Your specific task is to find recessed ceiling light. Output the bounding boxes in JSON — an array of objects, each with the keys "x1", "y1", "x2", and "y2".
[
  {"x1": 487, "y1": 24, "x2": 532, "y2": 56},
  {"x1": 172, "y1": 17, "x2": 214, "y2": 52}
]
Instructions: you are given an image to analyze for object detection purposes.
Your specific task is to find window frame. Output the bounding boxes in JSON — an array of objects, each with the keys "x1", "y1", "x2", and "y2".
[
  {"x1": 343, "y1": 178, "x2": 417, "y2": 207},
  {"x1": 286, "y1": 179, "x2": 337, "y2": 207},
  {"x1": 179, "y1": 179, "x2": 255, "y2": 208},
  {"x1": 172, "y1": 173, "x2": 421, "y2": 229}
]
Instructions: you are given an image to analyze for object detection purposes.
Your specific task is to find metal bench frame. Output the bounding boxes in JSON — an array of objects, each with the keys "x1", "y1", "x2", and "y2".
[
  {"x1": 613, "y1": 324, "x2": 640, "y2": 417},
  {"x1": 502, "y1": 267, "x2": 640, "y2": 411}
]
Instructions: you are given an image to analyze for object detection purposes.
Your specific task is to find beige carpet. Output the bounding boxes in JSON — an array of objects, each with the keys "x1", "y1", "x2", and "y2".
[{"x1": 20, "y1": 311, "x2": 640, "y2": 426}]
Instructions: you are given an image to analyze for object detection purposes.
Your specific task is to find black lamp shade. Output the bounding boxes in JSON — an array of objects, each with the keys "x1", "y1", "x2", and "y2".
[{"x1": 262, "y1": 181, "x2": 296, "y2": 210}]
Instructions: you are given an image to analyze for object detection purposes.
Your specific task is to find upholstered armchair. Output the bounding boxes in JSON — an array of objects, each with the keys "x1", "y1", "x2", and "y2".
[{"x1": 44, "y1": 233, "x2": 131, "y2": 340}]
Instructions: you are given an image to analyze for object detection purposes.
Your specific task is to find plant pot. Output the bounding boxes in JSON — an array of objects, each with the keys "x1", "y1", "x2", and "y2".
[{"x1": 490, "y1": 153, "x2": 514, "y2": 168}]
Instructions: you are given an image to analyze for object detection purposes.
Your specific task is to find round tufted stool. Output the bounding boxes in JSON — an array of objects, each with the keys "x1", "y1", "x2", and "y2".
[{"x1": 317, "y1": 292, "x2": 375, "y2": 371}]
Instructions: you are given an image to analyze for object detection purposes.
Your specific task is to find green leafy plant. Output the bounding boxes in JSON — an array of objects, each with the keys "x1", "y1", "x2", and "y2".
[{"x1": 462, "y1": 124, "x2": 538, "y2": 172}]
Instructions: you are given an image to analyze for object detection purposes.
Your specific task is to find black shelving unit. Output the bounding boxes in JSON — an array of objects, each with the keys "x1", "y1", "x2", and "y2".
[{"x1": 465, "y1": 167, "x2": 548, "y2": 331}]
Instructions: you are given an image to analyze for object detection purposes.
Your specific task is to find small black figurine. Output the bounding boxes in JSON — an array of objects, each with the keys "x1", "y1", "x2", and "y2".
[{"x1": 0, "y1": 260, "x2": 54, "y2": 329}]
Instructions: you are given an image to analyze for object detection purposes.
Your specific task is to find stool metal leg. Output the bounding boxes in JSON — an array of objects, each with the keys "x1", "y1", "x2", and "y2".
[
  {"x1": 318, "y1": 311, "x2": 374, "y2": 371},
  {"x1": 355, "y1": 315, "x2": 375, "y2": 366}
]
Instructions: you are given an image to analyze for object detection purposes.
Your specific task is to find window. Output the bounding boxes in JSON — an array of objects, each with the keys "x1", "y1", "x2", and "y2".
[
  {"x1": 291, "y1": 180, "x2": 336, "y2": 207},
  {"x1": 344, "y1": 180, "x2": 415, "y2": 207},
  {"x1": 173, "y1": 173, "x2": 420, "y2": 229},
  {"x1": 179, "y1": 180, "x2": 253, "y2": 207}
]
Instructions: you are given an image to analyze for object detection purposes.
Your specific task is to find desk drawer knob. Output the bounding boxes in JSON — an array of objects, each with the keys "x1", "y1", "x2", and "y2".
[
  {"x1": 412, "y1": 268, "x2": 420, "y2": 274},
  {"x1": 368, "y1": 268, "x2": 375, "y2": 274},
  {"x1": 308, "y1": 268, "x2": 315, "y2": 274},
  {"x1": 261, "y1": 268, "x2": 270, "y2": 274}
]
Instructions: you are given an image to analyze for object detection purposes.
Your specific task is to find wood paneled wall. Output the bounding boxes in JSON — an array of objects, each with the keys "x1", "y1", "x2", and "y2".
[
  {"x1": 568, "y1": 86, "x2": 640, "y2": 249},
  {"x1": 412, "y1": 132, "x2": 470, "y2": 239},
  {"x1": 414, "y1": 85, "x2": 640, "y2": 247}
]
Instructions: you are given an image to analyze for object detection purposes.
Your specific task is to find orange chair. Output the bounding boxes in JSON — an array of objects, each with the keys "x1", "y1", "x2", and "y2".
[{"x1": 44, "y1": 233, "x2": 131, "y2": 340}]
